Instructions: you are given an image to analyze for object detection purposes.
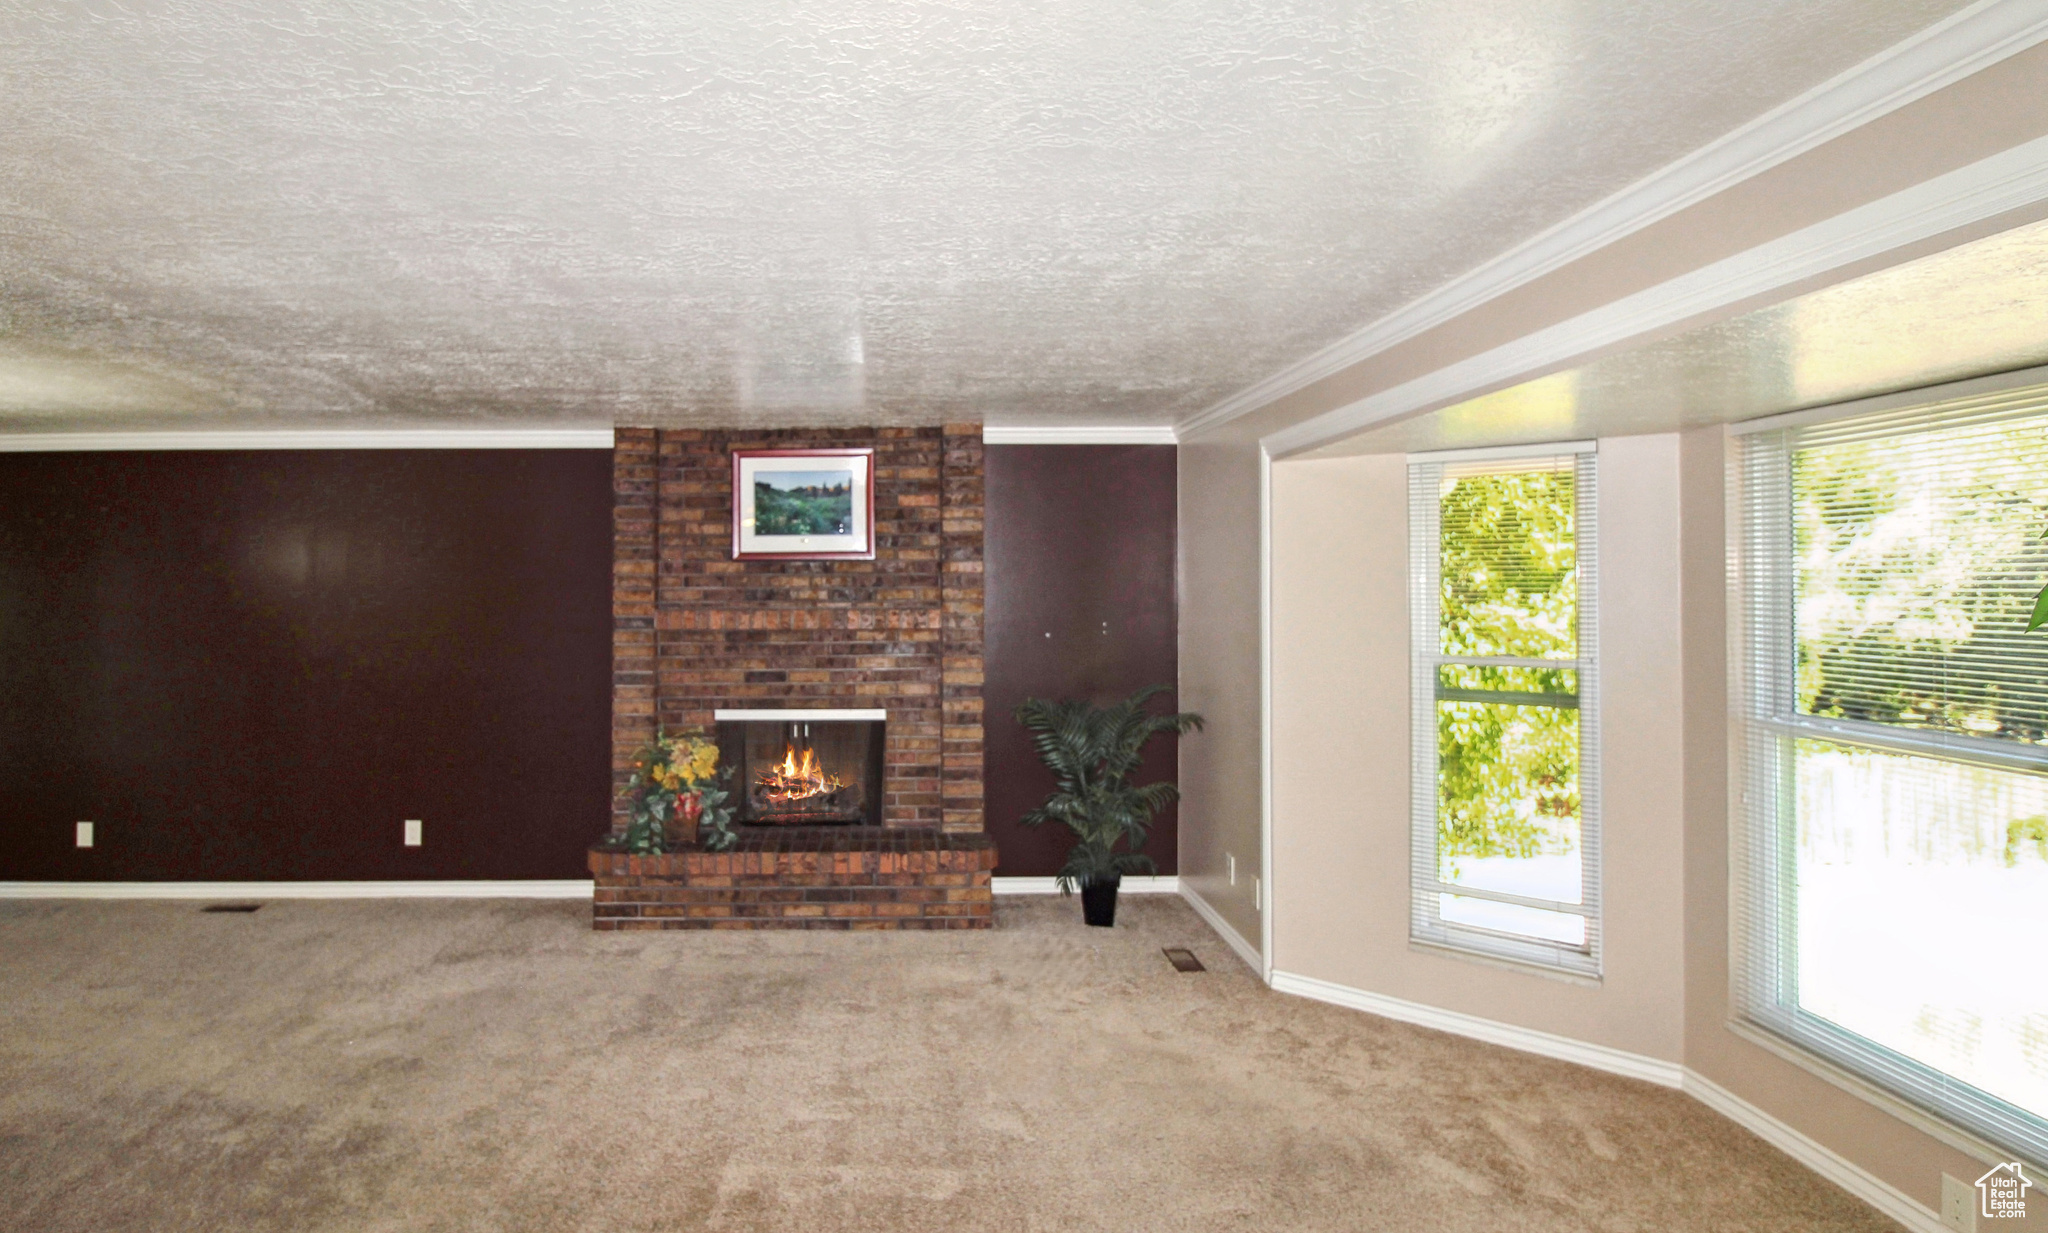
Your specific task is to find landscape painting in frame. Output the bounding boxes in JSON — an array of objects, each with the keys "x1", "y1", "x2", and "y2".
[{"x1": 731, "y1": 448, "x2": 876, "y2": 560}]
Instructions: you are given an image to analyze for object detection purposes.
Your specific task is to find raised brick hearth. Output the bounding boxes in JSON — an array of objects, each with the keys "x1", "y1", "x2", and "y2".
[{"x1": 589, "y1": 828, "x2": 996, "y2": 929}]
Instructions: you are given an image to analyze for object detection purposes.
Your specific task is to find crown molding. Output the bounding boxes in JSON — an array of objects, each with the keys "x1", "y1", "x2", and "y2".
[
  {"x1": 1177, "y1": 0, "x2": 2048, "y2": 441},
  {"x1": 1264, "y1": 131, "x2": 2048, "y2": 457},
  {"x1": 0, "y1": 428, "x2": 616, "y2": 452},
  {"x1": 982, "y1": 425, "x2": 1178, "y2": 445}
]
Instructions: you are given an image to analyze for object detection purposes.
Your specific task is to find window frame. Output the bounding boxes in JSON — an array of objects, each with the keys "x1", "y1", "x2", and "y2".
[
  {"x1": 1731, "y1": 387, "x2": 2048, "y2": 1168},
  {"x1": 1408, "y1": 443, "x2": 1602, "y2": 979}
]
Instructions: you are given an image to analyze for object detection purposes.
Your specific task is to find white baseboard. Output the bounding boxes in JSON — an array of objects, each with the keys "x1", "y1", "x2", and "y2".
[
  {"x1": 992, "y1": 875, "x2": 1180, "y2": 895},
  {"x1": 1268, "y1": 968, "x2": 1685, "y2": 1089},
  {"x1": 1682, "y1": 1069, "x2": 1944, "y2": 1233},
  {"x1": 0, "y1": 880, "x2": 596, "y2": 900},
  {"x1": 1179, "y1": 884, "x2": 1264, "y2": 975}
]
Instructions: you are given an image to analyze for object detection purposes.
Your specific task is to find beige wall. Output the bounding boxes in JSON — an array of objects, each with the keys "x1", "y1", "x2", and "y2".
[
  {"x1": 1268, "y1": 435, "x2": 1686, "y2": 1060},
  {"x1": 1175, "y1": 425, "x2": 1264, "y2": 947}
]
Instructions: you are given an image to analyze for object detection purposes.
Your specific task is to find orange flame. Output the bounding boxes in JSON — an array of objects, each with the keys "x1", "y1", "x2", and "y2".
[{"x1": 756, "y1": 744, "x2": 845, "y2": 803}]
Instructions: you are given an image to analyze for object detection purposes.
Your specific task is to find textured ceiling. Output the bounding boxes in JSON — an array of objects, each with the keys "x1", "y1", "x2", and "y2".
[
  {"x1": 1318, "y1": 214, "x2": 2048, "y2": 455},
  {"x1": 0, "y1": 0, "x2": 1971, "y2": 431}
]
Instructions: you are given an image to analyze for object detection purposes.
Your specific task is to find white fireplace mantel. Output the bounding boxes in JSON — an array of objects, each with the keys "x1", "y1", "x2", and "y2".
[{"x1": 712, "y1": 709, "x2": 887, "y2": 722}]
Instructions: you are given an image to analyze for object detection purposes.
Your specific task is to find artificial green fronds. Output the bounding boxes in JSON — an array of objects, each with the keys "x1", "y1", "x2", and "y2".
[{"x1": 1014, "y1": 686, "x2": 1203, "y2": 893}]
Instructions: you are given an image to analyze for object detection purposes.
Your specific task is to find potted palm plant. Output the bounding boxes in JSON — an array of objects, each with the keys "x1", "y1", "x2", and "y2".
[{"x1": 1015, "y1": 685, "x2": 1202, "y2": 927}]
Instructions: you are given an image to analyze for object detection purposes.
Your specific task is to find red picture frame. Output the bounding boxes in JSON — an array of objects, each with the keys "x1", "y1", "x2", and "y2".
[{"x1": 730, "y1": 447, "x2": 877, "y2": 560}]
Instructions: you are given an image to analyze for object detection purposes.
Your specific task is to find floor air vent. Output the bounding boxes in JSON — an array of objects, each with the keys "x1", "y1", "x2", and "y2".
[
  {"x1": 1162, "y1": 948, "x2": 1204, "y2": 972},
  {"x1": 201, "y1": 903, "x2": 263, "y2": 914}
]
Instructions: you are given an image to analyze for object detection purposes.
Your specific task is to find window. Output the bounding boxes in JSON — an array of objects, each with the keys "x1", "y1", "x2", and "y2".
[
  {"x1": 1409, "y1": 447, "x2": 1599, "y2": 977},
  {"x1": 1734, "y1": 382, "x2": 2048, "y2": 1163}
]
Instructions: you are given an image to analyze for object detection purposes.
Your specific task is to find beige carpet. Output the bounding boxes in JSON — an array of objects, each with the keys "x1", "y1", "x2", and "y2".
[{"x1": 0, "y1": 896, "x2": 1898, "y2": 1232}]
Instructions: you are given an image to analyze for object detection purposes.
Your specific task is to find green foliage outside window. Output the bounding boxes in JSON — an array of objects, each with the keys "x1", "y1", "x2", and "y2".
[
  {"x1": 1439, "y1": 467, "x2": 1577, "y2": 660},
  {"x1": 1793, "y1": 425, "x2": 2048, "y2": 743},
  {"x1": 1437, "y1": 666, "x2": 1579, "y2": 863},
  {"x1": 1436, "y1": 468, "x2": 1581, "y2": 867}
]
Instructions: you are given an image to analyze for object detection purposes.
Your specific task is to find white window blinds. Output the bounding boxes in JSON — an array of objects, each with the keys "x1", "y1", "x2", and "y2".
[
  {"x1": 1734, "y1": 381, "x2": 2048, "y2": 1166},
  {"x1": 1410, "y1": 449, "x2": 1600, "y2": 977}
]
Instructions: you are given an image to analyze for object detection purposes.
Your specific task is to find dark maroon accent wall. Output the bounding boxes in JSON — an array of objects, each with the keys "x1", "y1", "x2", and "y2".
[
  {"x1": 983, "y1": 445, "x2": 1179, "y2": 877},
  {"x1": 0, "y1": 450, "x2": 613, "y2": 882}
]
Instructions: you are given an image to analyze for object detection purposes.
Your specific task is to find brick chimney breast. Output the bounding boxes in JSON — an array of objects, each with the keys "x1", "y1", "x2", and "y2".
[{"x1": 610, "y1": 426, "x2": 985, "y2": 837}]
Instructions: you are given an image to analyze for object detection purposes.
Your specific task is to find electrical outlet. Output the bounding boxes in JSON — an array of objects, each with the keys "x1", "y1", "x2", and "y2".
[
  {"x1": 75, "y1": 821, "x2": 93, "y2": 848},
  {"x1": 1942, "y1": 1173, "x2": 1977, "y2": 1231},
  {"x1": 1228, "y1": 854, "x2": 1236, "y2": 886},
  {"x1": 403, "y1": 819, "x2": 423, "y2": 847}
]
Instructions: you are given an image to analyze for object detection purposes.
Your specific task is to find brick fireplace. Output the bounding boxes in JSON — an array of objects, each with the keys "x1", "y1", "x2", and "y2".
[{"x1": 594, "y1": 425, "x2": 994, "y2": 929}]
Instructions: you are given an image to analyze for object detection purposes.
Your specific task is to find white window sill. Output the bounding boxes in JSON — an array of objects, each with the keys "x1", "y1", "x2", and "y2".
[{"x1": 1408, "y1": 936, "x2": 1603, "y2": 988}]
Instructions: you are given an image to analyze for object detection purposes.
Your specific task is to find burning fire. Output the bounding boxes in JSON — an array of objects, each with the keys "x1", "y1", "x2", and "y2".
[{"x1": 756, "y1": 744, "x2": 845, "y2": 803}]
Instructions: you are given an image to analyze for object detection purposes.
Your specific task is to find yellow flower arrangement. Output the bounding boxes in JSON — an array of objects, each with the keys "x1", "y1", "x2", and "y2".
[
  {"x1": 617, "y1": 727, "x2": 737, "y2": 853},
  {"x1": 642, "y1": 731, "x2": 721, "y2": 795}
]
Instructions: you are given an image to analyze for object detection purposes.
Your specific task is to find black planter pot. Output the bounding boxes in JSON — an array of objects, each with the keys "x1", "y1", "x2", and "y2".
[{"x1": 1080, "y1": 876, "x2": 1122, "y2": 927}]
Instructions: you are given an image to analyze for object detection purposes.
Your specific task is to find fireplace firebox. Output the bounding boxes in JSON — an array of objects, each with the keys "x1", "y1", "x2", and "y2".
[{"x1": 714, "y1": 710, "x2": 885, "y2": 826}]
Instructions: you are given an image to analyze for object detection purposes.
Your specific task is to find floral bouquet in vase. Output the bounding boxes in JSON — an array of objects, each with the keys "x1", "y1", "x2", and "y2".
[{"x1": 620, "y1": 727, "x2": 738, "y2": 853}]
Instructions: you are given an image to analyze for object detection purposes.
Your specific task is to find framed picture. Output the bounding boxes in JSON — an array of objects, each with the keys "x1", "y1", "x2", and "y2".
[{"x1": 731, "y1": 448, "x2": 876, "y2": 560}]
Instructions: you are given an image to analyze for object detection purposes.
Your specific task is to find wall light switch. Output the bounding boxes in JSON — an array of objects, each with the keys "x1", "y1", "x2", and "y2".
[
  {"x1": 75, "y1": 821, "x2": 93, "y2": 848},
  {"x1": 404, "y1": 819, "x2": 423, "y2": 847},
  {"x1": 1254, "y1": 876, "x2": 1262, "y2": 911},
  {"x1": 1228, "y1": 854, "x2": 1236, "y2": 886},
  {"x1": 1941, "y1": 1173, "x2": 1976, "y2": 1231}
]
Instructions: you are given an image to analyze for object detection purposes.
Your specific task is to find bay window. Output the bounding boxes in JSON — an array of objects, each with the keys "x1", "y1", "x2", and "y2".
[{"x1": 1733, "y1": 383, "x2": 2048, "y2": 1162}]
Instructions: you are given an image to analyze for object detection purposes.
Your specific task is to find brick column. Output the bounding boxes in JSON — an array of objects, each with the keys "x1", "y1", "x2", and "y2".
[
  {"x1": 611, "y1": 427, "x2": 659, "y2": 833},
  {"x1": 940, "y1": 424, "x2": 986, "y2": 833},
  {"x1": 609, "y1": 424, "x2": 985, "y2": 836},
  {"x1": 653, "y1": 428, "x2": 723, "y2": 733}
]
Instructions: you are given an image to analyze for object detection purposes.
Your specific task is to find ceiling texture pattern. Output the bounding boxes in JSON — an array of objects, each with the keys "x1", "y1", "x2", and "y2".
[{"x1": 0, "y1": 0, "x2": 1970, "y2": 431}]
